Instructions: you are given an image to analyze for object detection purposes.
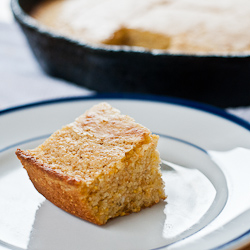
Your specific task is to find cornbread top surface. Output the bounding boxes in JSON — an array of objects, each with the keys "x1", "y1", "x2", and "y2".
[
  {"x1": 32, "y1": 0, "x2": 250, "y2": 54},
  {"x1": 29, "y1": 103, "x2": 154, "y2": 185}
]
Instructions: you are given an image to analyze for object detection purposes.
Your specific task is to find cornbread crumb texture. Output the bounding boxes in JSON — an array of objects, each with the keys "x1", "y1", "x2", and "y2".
[
  {"x1": 28, "y1": 103, "x2": 151, "y2": 183},
  {"x1": 16, "y1": 103, "x2": 166, "y2": 225},
  {"x1": 31, "y1": 0, "x2": 250, "y2": 54}
]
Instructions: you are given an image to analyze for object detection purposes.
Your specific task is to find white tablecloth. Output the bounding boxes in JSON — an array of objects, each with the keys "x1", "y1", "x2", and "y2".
[{"x1": 0, "y1": 22, "x2": 92, "y2": 111}]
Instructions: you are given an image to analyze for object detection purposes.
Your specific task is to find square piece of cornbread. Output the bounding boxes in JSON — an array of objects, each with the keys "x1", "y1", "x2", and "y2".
[{"x1": 16, "y1": 103, "x2": 166, "y2": 225}]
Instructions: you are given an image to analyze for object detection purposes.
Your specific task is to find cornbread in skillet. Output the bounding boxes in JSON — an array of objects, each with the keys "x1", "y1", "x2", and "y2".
[
  {"x1": 16, "y1": 103, "x2": 166, "y2": 225},
  {"x1": 31, "y1": 0, "x2": 250, "y2": 54}
]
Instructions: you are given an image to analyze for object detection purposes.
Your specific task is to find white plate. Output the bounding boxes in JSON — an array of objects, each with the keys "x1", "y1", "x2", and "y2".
[{"x1": 0, "y1": 94, "x2": 250, "y2": 250}]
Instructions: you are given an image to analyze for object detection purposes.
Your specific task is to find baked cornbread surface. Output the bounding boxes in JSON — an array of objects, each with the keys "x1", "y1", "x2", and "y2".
[
  {"x1": 31, "y1": 0, "x2": 250, "y2": 54},
  {"x1": 16, "y1": 103, "x2": 166, "y2": 225}
]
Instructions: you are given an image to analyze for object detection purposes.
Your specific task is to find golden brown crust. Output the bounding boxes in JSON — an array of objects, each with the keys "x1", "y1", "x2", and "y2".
[
  {"x1": 16, "y1": 149, "x2": 102, "y2": 225},
  {"x1": 16, "y1": 149, "x2": 80, "y2": 185},
  {"x1": 27, "y1": 102, "x2": 152, "y2": 183},
  {"x1": 103, "y1": 27, "x2": 170, "y2": 50},
  {"x1": 73, "y1": 102, "x2": 150, "y2": 145}
]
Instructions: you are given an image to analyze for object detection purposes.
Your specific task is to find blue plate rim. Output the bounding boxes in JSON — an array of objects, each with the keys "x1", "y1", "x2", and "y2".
[{"x1": 1, "y1": 93, "x2": 250, "y2": 131}]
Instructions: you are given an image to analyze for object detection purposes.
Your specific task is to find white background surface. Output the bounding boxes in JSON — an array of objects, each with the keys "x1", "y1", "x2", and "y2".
[{"x1": 0, "y1": 0, "x2": 12, "y2": 23}]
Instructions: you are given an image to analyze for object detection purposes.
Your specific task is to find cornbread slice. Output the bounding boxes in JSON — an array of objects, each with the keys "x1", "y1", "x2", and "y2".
[{"x1": 16, "y1": 103, "x2": 166, "y2": 225}]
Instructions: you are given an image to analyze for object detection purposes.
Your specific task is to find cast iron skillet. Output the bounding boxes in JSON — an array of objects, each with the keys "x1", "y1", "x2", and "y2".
[{"x1": 11, "y1": 0, "x2": 250, "y2": 108}]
